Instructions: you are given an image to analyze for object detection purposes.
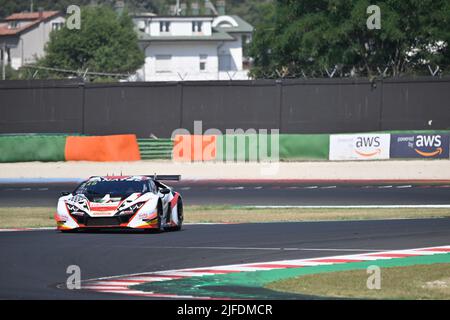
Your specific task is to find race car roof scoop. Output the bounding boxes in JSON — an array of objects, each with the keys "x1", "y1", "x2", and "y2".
[{"x1": 147, "y1": 175, "x2": 181, "y2": 181}]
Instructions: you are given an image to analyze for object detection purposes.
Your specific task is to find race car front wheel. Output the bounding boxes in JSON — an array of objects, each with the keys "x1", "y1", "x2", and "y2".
[
  {"x1": 172, "y1": 197, "x2": 183, "y2": 231},
  {"x1": 165, "y1": 197, "x2": 183, "y2": 231},
  {"x1": 154, "y1": 200, "x2": 164, "y2": 232}
]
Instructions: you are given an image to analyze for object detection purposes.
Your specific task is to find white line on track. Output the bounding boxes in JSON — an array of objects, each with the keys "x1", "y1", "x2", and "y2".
[
  {"x1": 108, "y1": 245, "x2": 389, "y2": 252},
  {"x1": 243, "y1": 205, "x2": 450, "y2": 209},
  {"x1": 0, "y1": 227, "x2": 55, "y2": 232}
]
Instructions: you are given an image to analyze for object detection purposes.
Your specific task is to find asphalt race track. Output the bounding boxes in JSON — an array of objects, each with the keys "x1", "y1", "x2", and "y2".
[
  {"x1": 1, "y1": 181, "x2": 450, "y2": 207},
  {"x1": 1, "y1": 218, "x2": 450, "y2": 299},
  {"x1": 1, "y1": 180, "x2": 450, "y2": 299}
]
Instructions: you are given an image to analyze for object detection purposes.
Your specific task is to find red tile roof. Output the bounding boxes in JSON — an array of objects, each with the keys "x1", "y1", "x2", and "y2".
[
  {"x1": 0, "y1": 11, "x2": 60, "y2": 36},
  {"x1": 5, "y1": 11, "x2": 59, "y2": 21}
]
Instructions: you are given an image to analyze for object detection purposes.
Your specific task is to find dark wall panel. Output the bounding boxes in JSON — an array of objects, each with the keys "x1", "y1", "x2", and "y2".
[
  {"x1": 181, "y1": 82, "x2": 280, "y2": 134},
  {"x1": 381, "y1": 78, "x2": 450, "y2": 130},
  {"x1": 0, "y1": 78, "x2": 449, "y2": 138},
  {"x1": 0, "y1": 81, "x2": 83, "y2": 134},
  {"x1": 83, "y1": 83, "x2": 181, "y2": 138},
  {"x1": 281, "y1": 79, "x2": 381, "y2": 133}
]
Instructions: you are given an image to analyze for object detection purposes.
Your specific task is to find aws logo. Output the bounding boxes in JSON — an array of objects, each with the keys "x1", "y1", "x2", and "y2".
[
  {"x1": 354, "y1": 136, "x2": 381, "y2": 157},
  {"x1": 414, "y1": 135, "x2": 443, "y2": 157}
]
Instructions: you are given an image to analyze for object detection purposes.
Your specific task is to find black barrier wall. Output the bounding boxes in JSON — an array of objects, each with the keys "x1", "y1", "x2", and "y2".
[{"x1": 0, "y1": 77, "x2": 449, "y2": 138}]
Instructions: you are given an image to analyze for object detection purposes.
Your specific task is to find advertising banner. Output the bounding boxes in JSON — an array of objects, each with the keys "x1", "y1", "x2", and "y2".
[
  {"x1": 329, "y1": 134, "x2": 391, "y2": 160},
  {"x1": 390, "y1": 134, "x2": 449, "y2": 159}
]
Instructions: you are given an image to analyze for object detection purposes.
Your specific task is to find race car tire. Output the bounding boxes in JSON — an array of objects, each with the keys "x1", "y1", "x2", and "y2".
[
  {"x1": 156, "y1": 200, "x2": 164, "y2": 231},
  {"x1": 142, "y1": 200, "x2": 164, "y2": 233},
  {"x1": 172, "y1": 197, "x2": 183, "y2": 231},
  {"x1": 165, "y1": 196, "x2": 183, "y2": 232}
]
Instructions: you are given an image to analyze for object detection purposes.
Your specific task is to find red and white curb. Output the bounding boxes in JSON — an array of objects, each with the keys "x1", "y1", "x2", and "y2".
[{"x1": 73, "y1": 245, "x2": 450, "y2": 299}]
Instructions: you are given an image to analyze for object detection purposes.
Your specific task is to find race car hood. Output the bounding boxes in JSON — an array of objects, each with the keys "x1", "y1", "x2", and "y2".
[{"x1": 62, "y1": 192, "x2": 156, "y2": 217}]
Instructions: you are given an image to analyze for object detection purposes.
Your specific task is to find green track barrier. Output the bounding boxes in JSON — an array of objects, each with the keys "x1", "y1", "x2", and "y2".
[
  {"x1": 214, "y1": 134, "x2": 329, "y2": 161},
  {"x1": 279, "y1": 134, "x2": 329, "y2": 160},
  {"x1": 0, "y1": 135, "x2": 66, "y2": 162},
  {"x1": 137, "y1": 139, "x2": 173, "y2": 160},
  {"x1": 215, "y1": 134, "x2": 278, "y2": 161}
]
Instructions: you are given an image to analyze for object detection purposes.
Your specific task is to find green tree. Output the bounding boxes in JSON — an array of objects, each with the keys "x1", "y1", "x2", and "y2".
[
  {"x1": 249, "y1": 0, "x2": 450, "y2": 79},
  {"x1": 38, "y1": 6, "x2": 144, "y2": 81},
  {"x1": 0, "y1": 0, "x2": 166, "y2": 19}
]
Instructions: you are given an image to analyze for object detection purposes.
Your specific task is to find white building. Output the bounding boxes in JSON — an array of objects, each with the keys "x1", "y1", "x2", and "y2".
[
  {"x1": 132, "y1": 13, "x2": 253, "y2": 81},
  {"x1": 0, "y1": 11, "x2": 65, "y2": 69}
]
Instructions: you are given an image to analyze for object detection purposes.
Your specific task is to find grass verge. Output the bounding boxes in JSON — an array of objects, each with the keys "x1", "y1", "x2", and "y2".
[
  {"x1": 186, "y1": 206, "x2": 450, "y2": 223},
  {"x1": 266, "y1": 263, "x2": 450, "y2": 299},
  {"x1": 0, "y1": 206, "x2": 450, "y2": 228}
]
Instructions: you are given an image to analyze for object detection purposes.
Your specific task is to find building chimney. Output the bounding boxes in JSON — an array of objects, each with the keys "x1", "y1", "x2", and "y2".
[
  {"x1": 38, "y1": 7, "x2": 43, "y2": 19},
  {"x1": 217, "y1": 0, "x2": 225, "y2": 15},
  {"x1": 114, "y1": 0, "x2": 125, "y2": 15},
  {"x1": 191, "y1": 2, "x2": 200, "y2": 15}
]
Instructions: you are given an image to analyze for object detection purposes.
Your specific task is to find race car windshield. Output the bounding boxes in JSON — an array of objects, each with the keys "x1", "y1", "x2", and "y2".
[{"x1": 74, "y1": 180, "x2": 148, "y2": 198}]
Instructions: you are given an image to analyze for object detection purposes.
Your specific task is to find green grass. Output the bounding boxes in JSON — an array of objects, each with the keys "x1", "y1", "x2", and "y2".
[
  {"x1": 0, "y1": 207, "x2": 54, "y2": 228},
  {"x1": 186, "y1": 206, "x2": 450, "y2": 223},
  {"x1": 1, "y1": 206, "x2": 450, "y2": 228},
  {"x1": 266, "y1": 263, "x2": 450, "y2": 299}
]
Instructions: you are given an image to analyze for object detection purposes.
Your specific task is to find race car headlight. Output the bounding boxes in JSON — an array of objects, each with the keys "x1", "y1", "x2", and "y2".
[
  {"x1": 118, "y1": 202, "x2": 145, "y2": 215},
  {"x1": 66, "y1": 204, "x2": 86, "y2": 216}
]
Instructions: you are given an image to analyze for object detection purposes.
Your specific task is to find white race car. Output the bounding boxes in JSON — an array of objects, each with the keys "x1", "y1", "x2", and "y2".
[{"x1": 55, "y1": 175, "x2": 183, "y2": 232}]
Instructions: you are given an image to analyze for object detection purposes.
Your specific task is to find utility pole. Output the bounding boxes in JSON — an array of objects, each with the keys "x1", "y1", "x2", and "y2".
[
  {"x1": 176, "y1": 0, "x2": 181, "y2": 15},
  {"x1": 2, "y1": 42, "x2": 6, "y2": 81}
]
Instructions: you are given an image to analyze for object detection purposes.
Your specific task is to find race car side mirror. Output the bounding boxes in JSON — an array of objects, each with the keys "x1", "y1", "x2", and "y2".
[
  {"x1": 160, "y1": 188, "x2": 171, "y2": 195},
  {"x1": 60, "y1": 191, "x2": 71, "y2": 196}
]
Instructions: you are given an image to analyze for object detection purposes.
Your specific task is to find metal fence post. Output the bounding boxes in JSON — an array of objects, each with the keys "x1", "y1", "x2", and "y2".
[{"x1": 80, "y1": 80, "x2": 86, "y2": 134}]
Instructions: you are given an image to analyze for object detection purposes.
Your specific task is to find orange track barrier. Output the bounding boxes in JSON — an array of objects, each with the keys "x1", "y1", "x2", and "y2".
[
  {"x1": 173, "y1": 135, "x2": 216, "y2": 161},
  {"x1": 65, "y1": 134, "x2": 141, "y2": 162}
]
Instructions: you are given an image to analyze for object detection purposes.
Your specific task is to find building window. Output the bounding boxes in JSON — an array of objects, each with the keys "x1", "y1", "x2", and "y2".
[
  {"x1": 8, "y1": 21, "x2": 18, "y2": 29},
  {"x1": 52, "y1": 22, "x2": 64, "y2": 31},
  {"x1": 192, "y1": 21, "x2": 203, "y2": 33},
  {"x1": 199, "y1": 54, "x2": 207, "y2": 71},
  {"x1": 159, "y1": 21, "x2": 171, "y2": 33},
  {"x1": 155, "y1": 55, "x2": 172, "y2": 73}
]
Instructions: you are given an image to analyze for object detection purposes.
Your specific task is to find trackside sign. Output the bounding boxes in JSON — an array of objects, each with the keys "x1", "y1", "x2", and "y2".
[
  {"x1": 390, "y1": 134, "x2": 450, "y2": 159},
  {"x1": 329, "y1": 134, "x2": 391, "y2": 160}
]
